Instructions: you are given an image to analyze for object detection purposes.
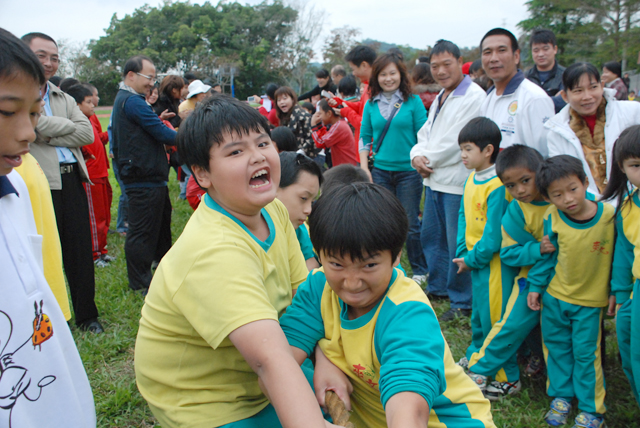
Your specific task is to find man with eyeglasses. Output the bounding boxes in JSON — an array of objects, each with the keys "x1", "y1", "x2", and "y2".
[
  {"x1": 22, "y1": 32, "x2": 103, "y2": 333},
  {"x1": 111, "y1": 55, "x2": 177, "y2": 293}
]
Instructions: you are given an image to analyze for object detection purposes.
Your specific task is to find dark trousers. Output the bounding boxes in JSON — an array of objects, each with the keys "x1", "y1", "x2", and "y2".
[
  {"x1": 51, "y1": 167, "x2": 99, "y2": 325},
  {"x1": 124, "y1": 186, "x2": 172, "y2": 290}
]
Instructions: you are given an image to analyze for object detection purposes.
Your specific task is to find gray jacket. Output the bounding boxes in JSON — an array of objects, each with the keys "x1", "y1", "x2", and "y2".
[{"x1": 31, "y1": 82, "x2": 93, "y2": 190}]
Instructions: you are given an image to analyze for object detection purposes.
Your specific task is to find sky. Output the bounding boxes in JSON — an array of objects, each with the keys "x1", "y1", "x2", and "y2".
[{"x1": 0, "y1": 0, "x2": 530, "y2": 58}]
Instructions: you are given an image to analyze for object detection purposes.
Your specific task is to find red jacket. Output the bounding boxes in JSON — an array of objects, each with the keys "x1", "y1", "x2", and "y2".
[
  {"x1": 82, "y1": 115, "x2": 109, "y2": 179},
  {"x1": 89, "y1": 114, "x2": 109, "y2": 170},
  {"x1": 312, "y1": 119, "x2": 359, "y2": 166},
  {"x1": 341, "y1": 81, "x2": 369, "y2": 144},
  {"x1": 258, "y1": 99, "x2": 280, "y2": 127}
]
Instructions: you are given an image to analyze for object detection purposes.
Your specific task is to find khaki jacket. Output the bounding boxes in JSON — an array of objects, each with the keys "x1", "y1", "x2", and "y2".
[{"x1": 31, "y1": 82, "x2": 93, "y2": 190}]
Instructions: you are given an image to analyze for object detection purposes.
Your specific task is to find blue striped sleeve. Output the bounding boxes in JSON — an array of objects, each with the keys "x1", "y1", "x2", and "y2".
[
  {"x1": 465, "y1": 186, "x2": 508, "y2": 269},
  {"x1": 375, "y1": 299, "x2": 445, "y2": 410},
  {"x1": 279, "y1": 270, "x2": 327, "y2": 356},
  {"x1": 611, "y1": 214, "x2": 635, "y2": 304}
]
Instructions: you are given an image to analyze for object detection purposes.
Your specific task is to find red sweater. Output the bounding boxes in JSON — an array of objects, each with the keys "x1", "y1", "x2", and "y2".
[
  {"x1": 341, "y1": 81, "x2": 369, "y2": 143},
  {"x1": 82, "y1": 116, "x2": 109, "y2": 179},
  {"x1": 312, "y1": 119, "x2": 359, "y2": 166},
  {"x1": 89, "y1": 114, "x2": 109, "y2": 170}
]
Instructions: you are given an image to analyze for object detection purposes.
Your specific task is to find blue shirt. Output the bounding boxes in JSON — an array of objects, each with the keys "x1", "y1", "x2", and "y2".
[{"x1": 43, "y1": 84, "x2": 77, "y2": 164}]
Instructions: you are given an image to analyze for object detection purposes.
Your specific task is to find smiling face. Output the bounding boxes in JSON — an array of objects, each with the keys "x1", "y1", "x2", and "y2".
[
  {"x1": 481, "y1": 35, "x2": 519, "y2": 84},
  {"x1": 531, "y1": 43, "x2": 557, "y2": 72},
  {"x1": 430, "y1": 51, "x2": 464, "y2": 92},
  {"x1": 0, "y1": 72, "x2": 42, "y2": 175},
  {"x1": 348, "y1": 61, "x2": 372, "y2": 82},
  {"x1": 601, "y1": 67, "x2": 617, "y2": 84},
  {"x1": 28, "y1": 37, "x2": 59, "y2": 82},
  {"x1": 127, "y1": 60, "x2": 156, "y2": 95},
  {"x1": 500, "y1": 166, "x2": 541, "y2": 203},
  {"x1": 622, "y1": 157, "x2": 640, "y2": 188},
  {"x1": 460, "y1": 141, "x2": 493, "y2": 171},
  {"x1": 146, "y1": 87, "x2": 158, "y2": 105},
  {"x1": 545, "y1": 175, "x2": 592, "y2": 218},
  {"x1": 276, "y1": 171, "x2": 320, "y2": 229},
  {"x1": 378, "y1": 62, "x2": 401, "y2": 93},
  {"x1": 192, "y1": 129, "x2": 281, "y2": 218},
  {"x1": 562, "y1": 73, "x2": 604, "y2": 117},
  {"x1": 277, "y1": 93, "x2": 294, "y2": 113},
  {"x1": 316, "y1": 76, "x2": 329, "y2": 88},
  {"x1": 319, "y1": 250, "x2": 396, "y2": 320}
]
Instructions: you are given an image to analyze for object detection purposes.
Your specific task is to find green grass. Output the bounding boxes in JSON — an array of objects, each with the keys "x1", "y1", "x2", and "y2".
[{"x1": 75, "y1": 116, "x2": 640, "y2": 426}]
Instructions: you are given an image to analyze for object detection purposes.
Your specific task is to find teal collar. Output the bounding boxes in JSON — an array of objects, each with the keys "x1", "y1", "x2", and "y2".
[
  {"x1": 530, "y1": 200, "x2": 549, "y2": 206},
  {"x1": 339, "y1": 268, "x2": 399, "y2": 330},
  {"x1": 633, "y1": 189, "x2": 640, "y2": 208},
  {"x1": 204, "y1": 193, "x2": 275, "y2": 252},
  {"x1": 558, "y1": 201, "x2": 603, "y2": 229}
]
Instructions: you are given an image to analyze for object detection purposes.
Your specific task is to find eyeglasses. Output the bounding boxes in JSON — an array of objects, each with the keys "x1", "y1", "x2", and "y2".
[
  {"x1": 136, "y1": 72, "x2": 157, "y2": 83},
  {"x1": 35, "y1": 53, "x2": 60, "y2": 64}
]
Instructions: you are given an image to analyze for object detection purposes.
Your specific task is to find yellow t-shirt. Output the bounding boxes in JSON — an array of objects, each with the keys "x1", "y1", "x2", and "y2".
[
  {"x1": 178, "y1": 97, "x2": 197, "y2": 113},
  {"x1": 14, "y1": 153, "x2": 71, "y2": 320},
  {"x1": 134, "y1": 195, "x2": 308, "y2": 428}
]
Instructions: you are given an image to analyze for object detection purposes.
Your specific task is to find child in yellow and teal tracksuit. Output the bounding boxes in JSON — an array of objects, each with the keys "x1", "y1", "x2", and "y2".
[
  {"x1": 281, "y1": 182, "x2": 495, "y2": 428},
  {"x1": 454, "y1": 118, "x2": 518, "y2": 376},
  {"x1": 527, "y1": 155, "x2": 615, "y2": 428},
  {"x1": 467, "y1": 145, "x2": 550, "y2": 400},
  {"x1": 600, "y1": 126, "x2": 640, "y2": 405}
]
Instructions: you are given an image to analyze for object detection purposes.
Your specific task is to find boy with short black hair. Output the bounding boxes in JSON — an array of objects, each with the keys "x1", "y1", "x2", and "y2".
[
  {"x1": 467, "y1": 145, "x2": 550, "y2": 400},
  {"x1": 66, "y1": 84, "x2": 112, "y2": 266},
  {"x1": 527, "y1": 155, "x2": 615, "y2": 428},
  {"x1": 280, "y1": 182, "x2": 495, "y2": 428},
  {"x1": 453, "y1": 117, "x2": 518, "y2": 376},
  {"x1": 311, "y1": 99, "x2": 359, "y2": 167},
  {"x1": 321, "y1": 163, "x2": 370, "y2": 195},
  {"x1": 134, "y1": 94, "x2": 334, "y2": 428}
]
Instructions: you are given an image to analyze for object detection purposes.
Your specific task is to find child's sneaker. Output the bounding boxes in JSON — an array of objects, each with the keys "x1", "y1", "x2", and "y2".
[
  {"x1": 456, "y1": 357, "x2": 469, "y2": 369},
  {"x1": 485, "y1": 379, "x2": 521, "y2": 401},
  {"x1": 467, "y1": 372, "x2": 487, "y2": 392},
  {"x1": 572, "y1": 412, "x2": 605, "y2": 428},
  {"x1": 525, "y1": 355, "x2": 545, "y2": 378},
  {"x1": 545, "y1": 398, "x2": 572, "y2": 426}
]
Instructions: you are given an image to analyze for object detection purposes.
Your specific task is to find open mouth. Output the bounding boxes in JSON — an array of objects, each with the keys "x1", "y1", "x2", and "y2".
[{"x1": 249, "y1": 168, "x2": 270, "y2": 189}]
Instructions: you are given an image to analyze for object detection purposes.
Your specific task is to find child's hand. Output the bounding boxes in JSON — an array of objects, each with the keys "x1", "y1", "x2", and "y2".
[
  {"x1": 311, "y1": 111, "x2": 323, "y2": 126},
  {"x1": 452, "y1": 258, "x2": 469, "y2": 274},
  {"x1": 314, "y1": 347, "x2": 353, "y2": 412},
  {"x1": 607, "y1": 295, "x2": 616, "y2": 316},
  {"x1": 540, "y1": 235, "x2": 556, "y2": 254},
  {"x1": 527, "y1": 292, "x2": 541, "y2": 311}
]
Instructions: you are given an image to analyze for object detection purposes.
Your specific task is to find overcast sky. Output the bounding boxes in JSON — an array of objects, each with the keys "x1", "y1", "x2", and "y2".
[{"x1": 0, "y1": 0, "x2": 529, "y2": 58}]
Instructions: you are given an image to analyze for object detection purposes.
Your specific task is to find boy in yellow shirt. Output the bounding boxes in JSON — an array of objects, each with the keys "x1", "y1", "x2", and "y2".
[
  {"x1": 280, "y1": 182, "x2": 495, "y2": 428},
  {"x1": 528, "y1": 155, "x2": 615, "y2": 428},
  {"x1": 134, "y1": 95, "x2": 336, "y2": 428}
]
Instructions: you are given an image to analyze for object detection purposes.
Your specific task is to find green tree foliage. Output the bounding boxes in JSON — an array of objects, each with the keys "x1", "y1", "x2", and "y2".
[
  {"x1": 322, "y1": 26, "x2": 361, "y2": 72},
  {"x1": 90, "y1": 0, "x2": 297, "y2": 101},
  {"x1": 518, "y1": 0, "x2": 640, "y2": 70}
]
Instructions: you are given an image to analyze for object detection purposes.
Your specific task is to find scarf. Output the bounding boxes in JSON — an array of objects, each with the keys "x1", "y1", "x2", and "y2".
[{"x1": 569, "y1": 98, "x2": 607, "y2": 193}]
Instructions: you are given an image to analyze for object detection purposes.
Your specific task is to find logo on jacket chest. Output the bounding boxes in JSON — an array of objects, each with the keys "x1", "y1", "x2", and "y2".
[{"x1": 352, "y1": 363, "x2": 379, "y2": 389}]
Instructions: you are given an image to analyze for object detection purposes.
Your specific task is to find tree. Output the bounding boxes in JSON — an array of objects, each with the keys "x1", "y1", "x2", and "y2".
[{"x1": 322, "y1": 26, "x2": 360, "y2": 68}]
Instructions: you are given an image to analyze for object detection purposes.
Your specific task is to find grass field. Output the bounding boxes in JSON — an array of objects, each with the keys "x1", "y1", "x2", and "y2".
[{"x1": 73, "y1": 116, "x2": 640, "y2": 427}]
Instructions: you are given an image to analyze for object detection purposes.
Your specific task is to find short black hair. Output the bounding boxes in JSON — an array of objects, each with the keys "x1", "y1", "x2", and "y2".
[
  {"x1": 271, "y1": 126, "x2": 298, "y2": 152},
  {"x1": 469, "y1": 59, "x2": 483, "y2": 75},
  {"x1": 49, "y1": 75, "x2": 62, "y2": 86},
  {"x1": 431, "y1": 39, "x2": 461, "y2": 60},
  {"x1": 458, "y1": 117, "x2": 502, "y2": 163},
  {"x1": 212, "y1": 83, "x2": 221, "y2": 89},
  {"x1": 322, "y1": 164, "x2": 370, "y2": 195},
  {"x1": 315, "y1": 69, "x2": 330, "y2": 79},
  {"x1": 535, "y1": 155, "x2": 587, "y2": 198},
  {"x1": 65, "y1": 84, "x2": 93, "y2": 104},
  {"x1": 279, "y1": 152, "x2": 323, "y2": 189},
  {"x1": 309, "y1": 182, "x2": 407, "y2": 262},
  {"x1": 184, "y1": 72, "x2": 197, "y2": 82},
  {"x1": 481, "y1": 28, "x2": 519, "y2": 53},
  {"x1": 417, "y1": 56, "x2": 430, "y2": 63},
  {"x1": 318, "y1": 99, "x2": 339, "y2": 116},
  {"x1": 123, "y1": 55, "x2": 153, "y2": 78},
  {"x1": 301, "y1": 102, "x2": 315, "y2": 115},
  {"x1": 0, "y1": 28, "x2": 46, "y2": 86},
  {"x1": 338, "y1": 74, "x2": 358, "y2": 97},
  {"x1": 495, "y1": 144, "x2": 544, "y2": 179},
  {"x1": 177, "y1": 94, "x2": 271, "y2": 172},
  {"x1": 603, "y1": 61, "x2": 622, "y2": 78},
  {"x1": 331, "y1": 65, "x2": 346, "y2": 77},
  {"x1": 530, "y1": 29, "x2": 557, "y2": 48},
  {"x1": 82, "y1": 82, "x2": 97, "y2": 93},
  {"x1": 562, "y1": 62, "x2": 600, "y2": 91},
  {"x1": 345, "y1": 45, "x2": 377, "y2": 67},
  {"x1": 265, "y1": 83, "x2": 279, "y2": 100},
  {"x1": 21, "y1": 32, "x2": 58, "y2": 47},
  {"x1": 59, "y1": 77, "x2": 80, "y2": 93}
]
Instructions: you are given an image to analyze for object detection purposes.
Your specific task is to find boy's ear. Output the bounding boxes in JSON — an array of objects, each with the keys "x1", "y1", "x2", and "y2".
[
  {"x1": 483, "y1": 144, "x2": 495, "y2": 158},
  {"x1": 393, "y1": 250, "x2": 402, "y2": 267},
  {"x1": 191, "y1": 165, "x2": 213, "y2": 189}
]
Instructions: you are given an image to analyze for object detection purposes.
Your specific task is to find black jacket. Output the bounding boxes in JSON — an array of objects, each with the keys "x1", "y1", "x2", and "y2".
[
  {"x1": 299, "y1": 80, "x2": 338, "y2": 101},
  {"x1": 153, "y1": 94, "x2": 182, "y2": 129},
  {"x1": 526, "y1": 61, "x2": 566, "y2": 113}
]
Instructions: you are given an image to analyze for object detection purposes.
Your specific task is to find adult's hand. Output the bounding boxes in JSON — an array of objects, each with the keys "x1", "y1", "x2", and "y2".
[
  {"x1": 411, "y1": 156, "x2": 433, "y2": 178},
  {"x1": 159, "y1": 109, "x2": 176, "y2": 121}
]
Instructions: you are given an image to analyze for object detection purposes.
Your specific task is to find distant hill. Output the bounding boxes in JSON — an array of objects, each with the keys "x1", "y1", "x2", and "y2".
[{"x1": 361, "y1": 38, "x2": 423, "y2": 56}]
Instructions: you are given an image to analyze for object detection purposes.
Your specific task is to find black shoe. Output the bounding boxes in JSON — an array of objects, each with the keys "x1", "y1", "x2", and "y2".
[
  {"x1": 440, "y1": 308, "x2": 471, "y2": 322},
  {"x1": 425, "y1": 292, "x2": 449, "y2": 302},
  {"x1": 79, "y1": 319, "x2": 104, "y2": 334}
]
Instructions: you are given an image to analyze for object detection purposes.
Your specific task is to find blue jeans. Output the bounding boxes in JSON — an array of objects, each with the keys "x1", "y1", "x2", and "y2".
[
  {"x1": 111, "y1": 159, "x2": 128, "y2": 233},
  {"x1": 420, "y1": 187, "x2": 471, "y2": 309},
  {"x1": 179, "y1": 165, "x2": 192, "y2": 200},
  {"x1": 371, "y1": 168, "x2": 427, "y2": 275}
]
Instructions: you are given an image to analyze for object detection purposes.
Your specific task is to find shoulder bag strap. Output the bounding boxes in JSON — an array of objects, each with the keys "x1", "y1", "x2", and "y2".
[{"x1": 373, "y1": 101, "x2": 403, "y2": 156}]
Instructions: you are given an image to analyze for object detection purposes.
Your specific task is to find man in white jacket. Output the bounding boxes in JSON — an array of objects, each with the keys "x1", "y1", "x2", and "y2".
[
  {"x1": 480, "y1": 28, "x2": 554, "y2": 157},
  {"x1": 410, "y1": 40, "x2": 486, "y2": 321}
]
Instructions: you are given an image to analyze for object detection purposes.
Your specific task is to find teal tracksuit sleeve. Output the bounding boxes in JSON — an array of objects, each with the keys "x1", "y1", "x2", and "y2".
[
  {"x1": 501, "y1": 202, "x2": 544, "y2": 268},
  {"x1": 295, "y1": 225, "x2": 315, "y2": 261},
  {"x1": 465, "y1": 187, "x2": 509, "y2": 269},
  {"x1": 527, "y1": 214, "x2": 559, "y2": 295},
  {"x1": 279, "y1": 270, "x2": 327, "y2": 356},
  {"x1": 359, "y1": 101, "x2": 373, "y2": 151},
  {"x1": 611, "y1": 214, "x2": 635, "y2": 304},
  {"x1": 456, "y1": 192, "x2": 468, "y2": 259},
  {"x1": 375, "y1": 299, "x2": 446, "y2": 410}
]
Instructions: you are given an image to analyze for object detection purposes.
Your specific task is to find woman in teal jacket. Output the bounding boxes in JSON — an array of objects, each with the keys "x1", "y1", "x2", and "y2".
[{"x1": 360, "y1": 53, "x2": 428, "y2": 280}]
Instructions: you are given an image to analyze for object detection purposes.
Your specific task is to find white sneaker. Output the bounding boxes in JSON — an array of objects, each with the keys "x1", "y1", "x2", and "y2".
[
  {"x1": 468, "y1": 372, "x2": 487, "y2": 392},
  {"x1": 485, "y1": 379, "x2": 521, "y2": 401},
  {"x1": 456, "y1": 357, "x2": 469, "y2": 369},
  {"x1": 412, "y1": 274, "x2": 427, "y2": 285}
]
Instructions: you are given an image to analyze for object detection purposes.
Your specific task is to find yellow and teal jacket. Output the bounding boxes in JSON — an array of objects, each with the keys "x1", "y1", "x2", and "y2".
[
  {"x1": 528, "y1": 201, "x2": 615, "y2": 307},
  {"x1": 611, "y1": 190, "x2": 640, "y2": 304},
  {"x1": 280, "y1": 268, "x2": 494, "y2": 428}
]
